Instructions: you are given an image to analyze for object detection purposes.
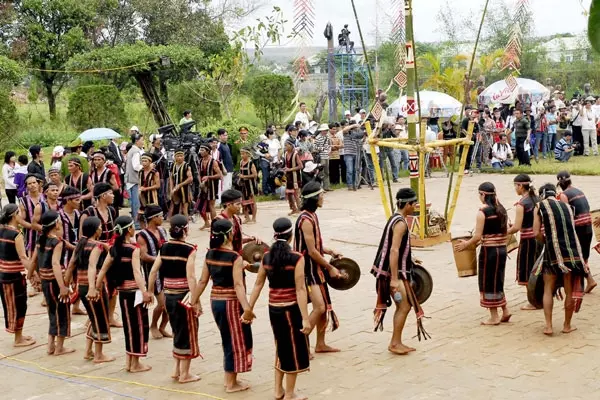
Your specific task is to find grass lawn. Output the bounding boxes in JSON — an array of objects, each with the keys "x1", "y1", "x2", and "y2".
[{"x1": 487, "y1": 155, "x2": 600, "y2": 176}]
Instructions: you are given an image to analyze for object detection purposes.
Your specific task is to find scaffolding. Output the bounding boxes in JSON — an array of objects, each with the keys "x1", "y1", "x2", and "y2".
[{"x1": 335, "y1": 52, "x2": 369, "y2": 114}]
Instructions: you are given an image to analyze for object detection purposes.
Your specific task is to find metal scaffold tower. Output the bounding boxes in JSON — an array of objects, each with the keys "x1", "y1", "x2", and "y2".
[{"x1": 335, "y1": 51, "x2": 370, "y2": 114}]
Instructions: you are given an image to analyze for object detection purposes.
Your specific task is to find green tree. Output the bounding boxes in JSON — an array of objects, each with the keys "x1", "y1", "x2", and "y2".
[
  {"x1": 67, "y1": 85, "x2": 127, "y2": 131},
  {"x1": 589, "y1": 0, "x2": 600, "y2": 53},
  {"x1": 0, "y1": 89, "x2": 19, "y2": 152},
  {"x1": 67, "y1": 43, "x2": 206, "y2": 127},
  {"x1": 11, "y1": 0, "x2": 101, "y2": 119},
  {"x1": 248, "y1": 74, "x2": 294, "y2": 126},
  {"x1": 168, "y1": 81, "x2": 222, "y2": 125},
  {"x1": 0, "y1": 55, "x2": 25, "y2": 84}
]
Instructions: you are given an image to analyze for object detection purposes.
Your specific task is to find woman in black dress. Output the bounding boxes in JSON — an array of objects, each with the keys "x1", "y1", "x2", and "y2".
[
  {"x1": 455, "y1": 182, "x2": 511, "y2": 325},
  {"x1": 248, "y1": 217, "x2": 311, "y2": 400}
]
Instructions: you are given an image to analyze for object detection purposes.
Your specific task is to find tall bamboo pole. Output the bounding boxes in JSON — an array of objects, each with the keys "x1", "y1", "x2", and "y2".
[
  {"x1": 404, "y1": 0, "x2": 418, "y2": 195},
  {"x1": 350, "y1": 0, "x2": 375, "y2": 99},
  {"x1": 444, "y1": 0, "x2": 490, "y2": 221},
  {"x1": 446, "y1": 121, "x2": 475, "y2": 229}
]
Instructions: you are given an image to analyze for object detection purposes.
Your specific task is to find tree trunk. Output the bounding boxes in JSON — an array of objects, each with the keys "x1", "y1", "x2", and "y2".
[
  {"x1": 134, "y1": 72, "x2": 172, "y2": 128},
  {"x1": 44, "y1": 80, "x2": 57, "y2": 120},
  {"x1": 159, "y1": 74, "x2": 169, "y2": 103}
]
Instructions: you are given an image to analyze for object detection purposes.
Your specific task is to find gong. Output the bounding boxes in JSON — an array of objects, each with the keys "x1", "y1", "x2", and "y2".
[
  {"x1": 411, "y1": 264, "x2": 433, "y2": 305},
  {"x1": 241, "y1": 242, "x2": 269, "y2": 273},
  {"x1": 326, "y1": 257, "x2": 361, "y2": 291}
]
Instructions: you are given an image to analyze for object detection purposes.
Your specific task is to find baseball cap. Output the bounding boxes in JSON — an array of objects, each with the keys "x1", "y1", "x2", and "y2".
[
  {"x1": 52, "y1": 146, "x2": 65, "y2": 157},
  {"x1": 149, "y1": 133, "x2": 162, "y2": 143},
  {"x1": 344, "y1": 110, "x2": 351, "y2": 116},
  {"x1": 130, "y1": 126, "x2": 140, "y2": 132}
]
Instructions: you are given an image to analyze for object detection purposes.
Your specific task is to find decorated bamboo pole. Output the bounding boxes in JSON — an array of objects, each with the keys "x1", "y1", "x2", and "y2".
[
  {"x1": 446, "y1": 121, "x2": 475, "y2": 229},
  {"x1": 444, "y1": 0, "x2": 490, "y2": 221},
  {"x1": 418, "y1": 120, "x2": 426, "y2": 239},
  {"x1": 404, "y1": 0, "x2": 418, "y2": 195},
  {"x1": 351, "y1": 0, "x2": 375, "y2": 99},
  {"x1": 367, "y1": 121, "x2": 392, "y2": 218}
]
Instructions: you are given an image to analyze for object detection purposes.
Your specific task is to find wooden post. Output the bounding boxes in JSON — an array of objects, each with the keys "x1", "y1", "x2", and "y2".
[
  {"x1": 446, "y1": 121, "x2": 475, "y2": 230},
  {"x1": 367, "y1": 121, "x2": 392, "y2": 218},
  {"x1": 418, "y1": 119, "x2": 427, "y2": 239},
  {"x1": 404, "y1": 0, "x2": 419, "y2": 195}
]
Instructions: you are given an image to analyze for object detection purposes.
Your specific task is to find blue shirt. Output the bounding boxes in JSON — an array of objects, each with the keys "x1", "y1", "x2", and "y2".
[
  {"x1": 554, "y1": 138, "x2": 571, "y2": 159},
  {"x1": 546, "y1": 113, "x2": 557, "y2": 134},
  {"x1": 218, "y1": 143, "x2": 234, "y2": 172}
]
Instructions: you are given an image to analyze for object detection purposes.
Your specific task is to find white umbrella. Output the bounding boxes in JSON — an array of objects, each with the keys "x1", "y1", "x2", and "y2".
[
  {"x1": 79, "y1": 128, "x2": 121, "y2": 141},
  {"x1": 478, "y1": 78, "x2": 550, "y2": 105},
  {"x1": 388, "y1": 90, "x2": 462, "y2": 118}
]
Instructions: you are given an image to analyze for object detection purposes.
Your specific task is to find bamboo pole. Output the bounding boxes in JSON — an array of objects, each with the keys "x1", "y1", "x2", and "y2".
[
  {"x1": 444, "y1": 0, "x2": 490, "y2": 221},
  {"x1": 418, "y1": 119, "x2": 426, "y2": 239},
  {"x1": 404, "y1": 0, "x2": 418, "y2": 195},
  {"x1": 446, "y1": 121, "x2": 475, "y2": 230},
  {"x1": 366, "y1": 121, "x2": 391, "y2": 218},
  {"x1": 350, "y1": 0, "x2": 375, "y2": 99},
  {"x1": 370, "y1": 137, "x2": 472, "y2": 148}
]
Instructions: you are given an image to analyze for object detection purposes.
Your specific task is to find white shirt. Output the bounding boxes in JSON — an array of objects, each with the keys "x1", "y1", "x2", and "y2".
[
  {"x1": 294, "y1": 111, "x2": 310, "y2": 129},
  {"x1": 353, "y1": 113, "x2": 362, "y2": 123},
  {"x1": 571, "y1": 106, "x2": 582, "y2": 126},
  {"x1": 280, "y1": 133, "x2": 290, "y2": 149},
  {"x1": 592, "y1": 104, "x2": 600, "y2": 121},
  {"x1": 581, "y1": 107, "x2": 596, "y2": 130},
  {"x1": 267, "y1": 139, "x2": 281, "y2": 162},
  {"x1": 491, "y1": 142, "x2": 513, "y2": 164},
  {"x1": 2, "y1": 163, "x2": 16, "y2": 190},
  {"x1": 336, "y1": 131, "x2": 345, "y2": 155}
]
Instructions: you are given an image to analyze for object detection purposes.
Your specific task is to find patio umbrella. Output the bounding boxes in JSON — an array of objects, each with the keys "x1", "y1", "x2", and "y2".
[
  {"x1": 388, "y1": 90, "x2": 462, "y2": 119},
  {"x1": 478, "y1": 78, "x2": 550, "y2": 106},
  {"x1": 79, "y1": 128, "x2": 121, "y2": 141}
]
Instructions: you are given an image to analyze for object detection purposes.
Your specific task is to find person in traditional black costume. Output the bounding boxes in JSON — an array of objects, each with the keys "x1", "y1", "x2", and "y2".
[
  {"x1": 507, "y1": 174, "x2": 540, "y2": 310},
  {"x1": 294, "y1": 181, "x2": 342, "y2": 354},
  {"x1": 197, "y1": 144, "x2": 223, "y2": 230},
  {"x1": 0, "y1": 204, "x2": 36, "y2": 347},
  {"x1": 238, "y1": 147, "x2": 258, "y2": 224},
  {"x1": 372, "y1": 188, "x2": 429, "y2": 355},
  {"x1": 96, "y1": 216, "x2": 153, "y2": 373},
  {"x1": 455, "y1": 182, "x2": 512, "y2": 325},
  {"x1": 169, "y1": 150, "x2": 193, "y2": 218},
  {"x1": 534, "y1": 183, "x2": 586, "y2": 336},
  {"x1": 65, "y1": 216, "x2": 114, "y2": 363},
  {"x1": 191, "y1": 219, "x2": 253, "y2": 393},
  {"x1": 148, "y1": 214, "x2": 200, "y2": 384},
  {"x1": 247, "y1": 217, "x2": 311, "y2": 400},
  {"x1": 557, "y1": 171, "x2": 597, "y2": 293},
  {"x1": 32, "y1": 210, "x2": 74, "y2": 355}
]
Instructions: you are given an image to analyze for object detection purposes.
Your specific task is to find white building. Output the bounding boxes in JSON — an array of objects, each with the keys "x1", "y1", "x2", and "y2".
[{"x1": 538, "y1": 35, "x2": 591, "y2": 62}]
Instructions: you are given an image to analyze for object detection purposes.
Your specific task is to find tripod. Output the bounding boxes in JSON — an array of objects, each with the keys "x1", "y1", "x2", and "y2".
[{"x1": 357, "y1": 147, "x2": 374, "y2": 190}]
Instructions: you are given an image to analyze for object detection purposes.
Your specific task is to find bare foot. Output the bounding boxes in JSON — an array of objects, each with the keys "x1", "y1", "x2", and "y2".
[
  {"x1": 41, "y1": 299, "x2": 47, "y2": 307},
  {"x1": 28, "y1": 291, "x2": 39, "y2": 298},
  {"x1": 129, "y1": 363, "x2": 152, "y2": 373},
  {"x1": 500, "y1": 314, "x2": 512, "y2": 323},
  {"x1": 243, "y1": 218, "x2": 250, "y2": 224},
  {"x1": 200, "y1": 224, "x2": 211, "y2": 231},
  {"x1": 150, "y1": 327, "x2": 163, "y2": 339},
  {"x1": 47, "y1": 344, "x2": 55, "y2": 355},
  {"x1": 275, "y1": 391, "x2": 285, "y2": 400},
  {"x1": 54, "y1": 347, "x2": 76, "y2": 356},
  {"x1": 109, "y1": 319, "x2": 122, "y2": 328},
  {"x1": 543, "y1": 327, "x2": 553, "y2": 336},
  {"x1": 249, "y1": 220, "x2": 257, "y2": 225},
  {"x1": 388, "y1": 344, "x2": 411, "y2": 355},
  {"x1": 83, "y1": 350, "x2": 94, "y2": 360},
  {"x1": 94, "y1": 355, "x2": 116, "y2": 364},
  {"x1": 226, "y1": 382, "x2": 250, "y2": 393},
  {"x1": 284, "y1": 393, "x2": 308, "y2": 400},
  {"x1": 585, "y1": 282, "x2": 597, "y2": 294},
  {"x1": 14, "y1": 337, "x2": 36, "y2": 347},
  {"x1": 309, "y1": 353, "x2": 314, "y2": 360},
  {"x1": 179, "y1": 374, "x2": 201, "y2": 384},
  {"x1": 562, "y1": 326, "x2": 577, "y2": 334},
  {"x1": 72, "y1": 307, "x2": 87, "y2": 315},
  {"x1": 481, "y1": 318, "x2": 501, "y2": 326},
  {"x1": 159, "y1": 328, "x2": 172, "y2": 338},
  {"x1": 520, "y1": 304, "x2": 538, "y2": 311},
  {"x1": 315, "y1": 345, "x2": 340, "y2": 353}
]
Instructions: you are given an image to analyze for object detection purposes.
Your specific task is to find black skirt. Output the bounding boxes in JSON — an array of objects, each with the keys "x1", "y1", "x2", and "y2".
[
  {"x1": 478, "y1": 246, "x2": 507, "y2": 308},
  {"x1": 269, "y1": 304, "x2": 310, "y2": 373}
]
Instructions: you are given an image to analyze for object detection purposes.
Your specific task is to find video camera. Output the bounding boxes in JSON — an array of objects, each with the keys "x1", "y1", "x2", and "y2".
[{"x1": 158, "y1": 122, "x2": 206, "y2": 163}]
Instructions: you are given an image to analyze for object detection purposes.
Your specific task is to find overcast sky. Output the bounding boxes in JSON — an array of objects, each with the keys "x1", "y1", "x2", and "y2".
[{"x1": 246, "y1": 0, "x2": 591, "y2": 47}]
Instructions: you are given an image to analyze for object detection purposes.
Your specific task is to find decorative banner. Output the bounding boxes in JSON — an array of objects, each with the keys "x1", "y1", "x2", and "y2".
[
  {"x1": 391, "y1": 0, "x2": 406, "y2": 68},
  {"x1": 292, "y1": 0, "x2": 315, "y2": 81},
  {"x1": 394, "y1": 71, "x2": 407, "y2": 88},
  {"x1": 409, "y1": 151, "x2": 419, "y2": 178},
  {"x1": 405, "y1": 42, "x2": 414, "y2": 68},
  {"x1": 501, "y1": 0, "x2": 529, "y2": 73},
  {"x1": 505, "y1": 75, "x2": 518, "y2": 92},
  {"x1": 371, "y1": 102, "x2": 384, "y2": 121}
]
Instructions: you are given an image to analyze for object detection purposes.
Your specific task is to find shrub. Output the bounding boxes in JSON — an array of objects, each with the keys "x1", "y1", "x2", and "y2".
[
  {"x1": 168, "y1": 81, "x2": 222, "y2": 126},
  {"x1": 247, "y1": 74, "x2": 294, "y2": 126},
  {"x1": 67, "y1": 85, "x2": 127, "y2": 131}
]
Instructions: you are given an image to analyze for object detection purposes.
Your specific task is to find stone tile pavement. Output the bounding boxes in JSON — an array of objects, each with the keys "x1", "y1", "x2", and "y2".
[{"x1": 1, "y1": 173, "x2": 600, "y2": 399}]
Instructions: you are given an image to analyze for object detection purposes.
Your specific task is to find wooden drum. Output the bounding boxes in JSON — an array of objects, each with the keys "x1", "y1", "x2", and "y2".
[
  {"x1": 451, "y1": 236, "x2": 477, "y2": 277},
  {"x1": 591, "y1": 209, "x2": 600, "y2": 242}
]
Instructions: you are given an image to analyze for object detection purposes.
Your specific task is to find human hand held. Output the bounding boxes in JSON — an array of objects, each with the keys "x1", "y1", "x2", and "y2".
[
  {"x1": 253, "y1": 236, "x2": 262, "y2": 245},
  {"x1": 390, "y1": 279, "x2": 401, "y2": 292},
  {"x1": 594, "y1": 217, "x2": 600, "y2": 228},
  {"x1": 300, "y1": 319, "x2": 311, "y2": 334},
  {"x1": 59, "y1": 286, "x2": 70, "y2": 303},
  {"x1": 142, "y1": 291, "x2": 153, "y2": 304},
  {"x1": 454, "y1": 240, "x2": 467, "y2": 252},
  {"x1": 328, "y1": 267, "x2": 342, "y2": 279},
  {"x1": 241, "y1": 308, "x2": 256, "y2": 324},
  {"x1": 87, "y1": 287, "x2": 98, "y2": 302}
]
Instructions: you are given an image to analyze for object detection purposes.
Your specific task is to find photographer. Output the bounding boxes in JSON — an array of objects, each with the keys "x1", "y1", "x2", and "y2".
[
  {"x1": 301, "y1": 161, "x2": 323, "y2": 186},
  {"x1": 342, "y1": 121, "x2": 363, "y2": 191},
  {"x1": 491, "y1": 134, "x2": 514, "y2": 170},
  {"x1": 554, "y1": 130, "x2": 575, "y2": 163},
  {"x1": 570, "y1": 100, "x2": 583, "y2": 155}
]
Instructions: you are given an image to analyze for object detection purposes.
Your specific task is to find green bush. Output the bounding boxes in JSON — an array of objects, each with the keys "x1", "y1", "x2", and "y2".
[
  {"x1": 247, "y1": 74, "x2": 294, "y2": 126},
  {"x1": 67, "y1": 85, "x2": 127, "y2": 131},
  {"x1": 168, "y1": 81, "x2": 222, "y2": 126},
  {"x1": 0, "y1": 87, "x2": 19, "y2": 152}
]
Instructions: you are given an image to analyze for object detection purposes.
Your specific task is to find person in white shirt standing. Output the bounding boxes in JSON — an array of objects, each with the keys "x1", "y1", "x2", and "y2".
[
  {"x1": 2, "y1": 151, "x2": 17, "y2": 204},
  {"x1": 294, "y1": 102, "x2": 311, "y2": 129},
  {"x1": 581, "y1": 97, "x2": 599, "y2": 156},
  {"x1": 126, "y1": 133, "x2": 144, "y2": 229}
]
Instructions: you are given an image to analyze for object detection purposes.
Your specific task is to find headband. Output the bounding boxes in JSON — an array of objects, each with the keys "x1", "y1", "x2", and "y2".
[
  {"x1": 542, "y1": 188, "x2": 556, "y2": 198},
  {"x1": 199, "y1": 144, "x2": 211, "y2": 152},
  {"x1": 114, "y1": 220, "x2": 134, "y2": 235},
  {"x1": 211, "y1": 226, "x2": 233, "y2": 238},
  {"x1": 479, "y1": 190, "x2": 495, "y2": 195},
  {"x1": 92, "y1": 153, "x2": 106, "y2": 160},
  {"x1": 274, "y1": 226, "x2": 293, "y2": 239},
  {"x1": 302, "y1": 188, "x2": 324, "y2": 199},
  {"x1": 397, "y1": 195, "x2": 417, "y2": 202},
  {"x1": 63, "y1": 193, "x2": 81, "y2": 200},
  {"x1": 95, "y1": 189, "x2": 113, "y2": 199},
  {"x1": 145, "y1": 210, "x2": 163, "y2": 220},
  {"x1": 174, "y1": 150, "x2": 185, "y2": 156},
  {"x1": 69, "y1": 158, "x2": 82, "y2": 166},
  {"x1": 42, "y1": 216, "x2": 60, "y2": 228},
  {"x1": 3, "y1": 207, "x2": 18, "y2": 220},
  {"x1": 48, "y1": 167, "x2": 60, "y2": 175},
  {"x1": 240, "y1": 148, "x2": 252, "y2": 155},
  {"x1": 141, "y1": 153, "x2": 153, "y2": 161},
  {"x1": 171, "y1": 224, "x2": 189, "y2": 234}
]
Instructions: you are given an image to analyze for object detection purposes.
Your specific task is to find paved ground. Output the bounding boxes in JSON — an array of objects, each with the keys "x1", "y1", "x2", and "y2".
[{"x1": 2, "y1": 173, "x2": 600, "y2": 400}]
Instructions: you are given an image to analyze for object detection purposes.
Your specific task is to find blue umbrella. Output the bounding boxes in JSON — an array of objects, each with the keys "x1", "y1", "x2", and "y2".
[{"x1": 79, "y1": 128, "x2": 121, "y2": 141}]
